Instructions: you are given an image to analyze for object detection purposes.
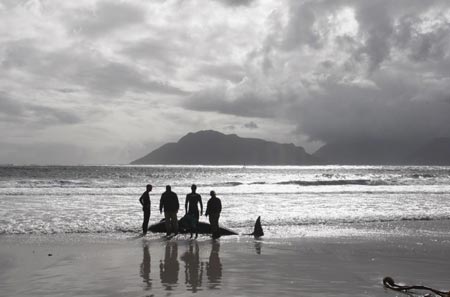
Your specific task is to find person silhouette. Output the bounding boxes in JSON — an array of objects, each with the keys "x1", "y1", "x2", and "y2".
[
  {"x1": 205, "y1": 191, "x2": 222, "y2": 239},
  {"x1": 206, "y1": 241, "x2": 222, "y2": 289},
  {"x1": 160, "y1": 185, "x2": 179, "y2": 236},
  {"x1": 139, "y1": 184, "x2": 152, "y2": 235},
  {"x1": 160, "y1": 241, "x2": 179, "y2": 291},
  {"x1": 181, "y1": 240, "x2": 203, "y2": 293},
  {"x1": 185, "y1": 184, "x2": 203, "y2": 238},
  {"x1": 140, "y1": 242, "x2": 152, "y2": 290}
]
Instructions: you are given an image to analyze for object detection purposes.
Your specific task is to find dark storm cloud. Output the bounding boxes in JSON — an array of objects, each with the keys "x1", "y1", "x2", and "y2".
[
  {"x1": 294, "y1": 0, "x2": 450, "y2": 142},
  {"x1": 294, "y1": 79, "x2": 450, "y2": 142},
  {"x1": 123, "y1": 38, "x2": 178, "y2": 63},
  {"x1": 184, "y1": 87, "x2": 275, "y2": 118},
  {"x1": 393, "y1": 15, "x2": 450, "y2": 63},
  {"x1": 54, "y1": 88, "x2": 80, "y2": 94},
  {"x1": 351, "y1": 1, "x2": 394, "y2": 72},
  {"x1": 350, "y1": 1, "x2": 450, "y2": 72},
  {"x1": 184, "y1": 0, "x2": 450, "y2": 144},
  {"x1": 75, "y1": 61, "x2": 188, "y2": 96},
  {"x1": 0, "y1": 92, "x2": 82, "y2": 126},
  {"x1": 121, "y1": 37, "x2": 183, "y2": 77},
  {"x1": 2, "y1": 0, "x2": 450, "y2": 165},
  {"x1": 214, "y1": 0, "x2": 256, "y2": 7},
  {"x1": 67, "y1": 1, "x2": 146, "y2": 37},
  {"x1": 197, "y1": 63, "x2": 245, "y2": 83},
  {"x1": 2, "y1": 39, "x2": 187, "y2": 96},
  {"x1": 282, "y1": 1, "x2": 325, "y2": 50},
  {"x1": 28, "y1": 105, "x2": 81, "y2": 125}
]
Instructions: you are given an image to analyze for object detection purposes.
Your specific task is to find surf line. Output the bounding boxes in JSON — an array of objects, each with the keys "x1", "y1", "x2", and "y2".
[{"x1": 383, "y1": 277, "x2": 450, "y2": 297}]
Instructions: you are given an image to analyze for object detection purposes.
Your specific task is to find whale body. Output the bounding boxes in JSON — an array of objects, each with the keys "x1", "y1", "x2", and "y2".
[{"x1": 148, "y1": 216, "x2": 263, "y2": 237}]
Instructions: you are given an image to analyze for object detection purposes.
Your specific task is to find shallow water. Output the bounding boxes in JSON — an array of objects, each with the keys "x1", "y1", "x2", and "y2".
[{"x1": 1, "y1": 165, "x2": 450, "y2": 237}]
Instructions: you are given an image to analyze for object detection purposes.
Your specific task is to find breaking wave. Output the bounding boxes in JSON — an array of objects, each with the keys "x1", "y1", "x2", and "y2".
[
  {"x1": 2, "y1": 215, "x2": 450, "y2": 235},
  {"x1": 276, "y1": 179, "x2": 389, "y2": 186},
  {"x1": 210, "y1": 179, "x2": 391, "y2": 187},
  {"x1": 2, "y1": 165, "x2": 450, "y2": 237}
]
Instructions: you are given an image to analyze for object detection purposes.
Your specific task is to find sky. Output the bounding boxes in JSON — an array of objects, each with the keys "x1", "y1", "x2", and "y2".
[{"x1": 1, "y1": 0, "x2": 450, "y2": 165}]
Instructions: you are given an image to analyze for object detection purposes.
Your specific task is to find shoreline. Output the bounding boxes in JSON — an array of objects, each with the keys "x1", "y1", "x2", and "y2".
[
  {"x1": 2, "y1": 221, "x2": 450, "y2": 297},
  {"x1": 2, "y1": 217, "x2": 450, "y2": 239}
]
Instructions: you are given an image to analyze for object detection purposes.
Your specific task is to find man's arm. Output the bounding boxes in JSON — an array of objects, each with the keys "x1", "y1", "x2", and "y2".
[
  {"x1": 185, "y1": 195, "x2": 189, "y2": 214},
  {"x1": 139, "y1": 192, "x2": 144, "y2": 206},
  {"x1": 199, "y1": 195, "x2": 203, "y2": 216},
  {"x1": 159, "y1": 194, "x2": 163, "y2": 214},
  {"x1": 174, "y1": 193, "x2": 179, "y2": 211}
]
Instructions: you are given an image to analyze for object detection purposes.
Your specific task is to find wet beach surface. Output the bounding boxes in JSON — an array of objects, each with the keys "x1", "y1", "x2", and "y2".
[{"x1": 1, "y1": 226, "x2": 450, "y2": 297}]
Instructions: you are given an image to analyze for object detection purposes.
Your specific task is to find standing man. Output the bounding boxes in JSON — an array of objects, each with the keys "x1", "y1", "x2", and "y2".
[
  {"x1": 205, "y1": 191, "x2": 222, "y2": 239},
  {"x1": 185, "y1": 184, "x2": 203, "y2": 238},
  {"x1": 139, "y1": 184, "x2": 152, "y2": 235},
  {"x1": 160, "y1": 185, "x2": 179, "y2": 236}
]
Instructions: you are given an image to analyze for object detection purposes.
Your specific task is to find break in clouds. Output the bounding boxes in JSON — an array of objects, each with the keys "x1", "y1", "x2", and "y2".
[{"x1": 1, "y1": 0, "x2": 450, "y2": 164}]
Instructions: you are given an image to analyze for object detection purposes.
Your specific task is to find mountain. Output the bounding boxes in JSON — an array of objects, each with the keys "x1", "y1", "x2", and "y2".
[
  {"x1": 313, "y1": 138, "x2": 424, "y2": 165},
  {"x1": 131, "y1": 130, "x2": 320, "y2": 165},
  {"x1": 407, "y1": 137, "x2": 450, "y2": 165}
]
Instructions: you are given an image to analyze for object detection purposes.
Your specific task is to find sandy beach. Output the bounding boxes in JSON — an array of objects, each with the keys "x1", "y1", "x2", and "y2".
[{"x1": 1, "y1": 221, "x2": 450, "y2": 297}]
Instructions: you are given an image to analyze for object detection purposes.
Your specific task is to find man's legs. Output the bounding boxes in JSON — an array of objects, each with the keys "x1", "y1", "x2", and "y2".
[
  {"x1": 164, "y1": 212, "x2": 172, "y2": 235},
  {"x1": 164, "y1": 212, "x2": 178, "y2": 235},
  {"x1": 193, "y1": 213, "x2": 199, "y2": 238},
  {"x1": 169, "y1": 212, "x2": 178, "y2": 234},
  {"x1": 142, "y1": 209, "x2": 150, "y2": 235},
  {"x1": 209, "y1": 213, "x2": 220, "y2": 236}
]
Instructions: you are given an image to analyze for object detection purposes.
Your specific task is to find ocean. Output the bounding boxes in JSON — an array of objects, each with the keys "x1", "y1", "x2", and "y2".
[{"x1": 1, "y1": 165, "x2": 450, "y2": 238}]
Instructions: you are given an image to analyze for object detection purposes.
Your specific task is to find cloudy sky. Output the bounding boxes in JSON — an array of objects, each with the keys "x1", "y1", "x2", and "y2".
[{"x1": 1, "y1": 0, "x2": 450, "y2": 164}]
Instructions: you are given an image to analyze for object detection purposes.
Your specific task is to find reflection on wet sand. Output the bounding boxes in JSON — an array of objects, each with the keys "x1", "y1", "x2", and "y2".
[
  {"x1": 206, "y1": 241, "x2": 222, "y2": 289},
  {"x1": 154, "y1": 240, "x2": 223, "y2": 293},
  {"x1": 254, "y1": 240, "x2": 262, "y2": 255},
  {"x1": 159, "y1": 241, "x2": 179, "y2": 291},
  {"x1": 140, "y1": 242, "x2": 152, "y2": 290},
  {"x1": 181, "y1": 241, "x2": 203, "y2": 292}
]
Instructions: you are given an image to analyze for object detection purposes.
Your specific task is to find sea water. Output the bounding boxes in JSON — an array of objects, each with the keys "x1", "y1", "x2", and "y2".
[{"x1": 1, "y1": 165, "x2": 450, "y2": 238}]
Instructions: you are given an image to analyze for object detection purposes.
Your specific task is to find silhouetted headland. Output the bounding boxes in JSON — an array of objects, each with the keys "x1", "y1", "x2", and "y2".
[
  {"x1": 131, "y1": 130, "x2": 320, "y2": 165},
  {"x1": 131, "y1": 131, "x2": 450, "y2": 165}
]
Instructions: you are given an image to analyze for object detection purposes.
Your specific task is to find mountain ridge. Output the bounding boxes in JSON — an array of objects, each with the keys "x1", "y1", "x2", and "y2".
[
  {"x1": 131, "y1": 130, "x2": 320, "y2": 165},
  {"x1": 132, "y1": 131, "x2": 450, "y2": 165}
]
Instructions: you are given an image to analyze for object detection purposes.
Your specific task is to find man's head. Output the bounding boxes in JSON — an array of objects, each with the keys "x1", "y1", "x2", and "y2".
[
  {"x1": 146, "y1": 184, "x2": 152, "y2": 192},
  {"x1": 166, "y1": 185, "x2": 171, "y2": 192},
  {"x1": 210, "y1": 190, "x2": 216, "y2": 197},
  {"x1": 191, "y1": 184, "x2": 197, "y2": 192}
]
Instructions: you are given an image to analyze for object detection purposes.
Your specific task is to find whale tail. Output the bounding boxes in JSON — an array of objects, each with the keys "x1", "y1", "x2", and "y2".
[{"x1": 250, "y1": 216, "x2": 264, "y2": 238}]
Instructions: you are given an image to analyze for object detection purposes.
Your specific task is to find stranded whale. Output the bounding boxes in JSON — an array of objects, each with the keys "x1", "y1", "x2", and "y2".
[{"x1": 148, "y1": 216, "x2": 264, "y2": 238}]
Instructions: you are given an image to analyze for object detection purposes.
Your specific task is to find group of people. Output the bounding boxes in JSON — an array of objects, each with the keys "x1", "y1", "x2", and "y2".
[{"x1": 139, "y1": 184, "x2": 222, "y2": 238}]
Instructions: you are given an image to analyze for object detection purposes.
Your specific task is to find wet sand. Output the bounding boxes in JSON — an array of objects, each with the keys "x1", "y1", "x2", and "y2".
[{"x1": 1, "y1": 225, "x2": 450, "y2": 297}]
